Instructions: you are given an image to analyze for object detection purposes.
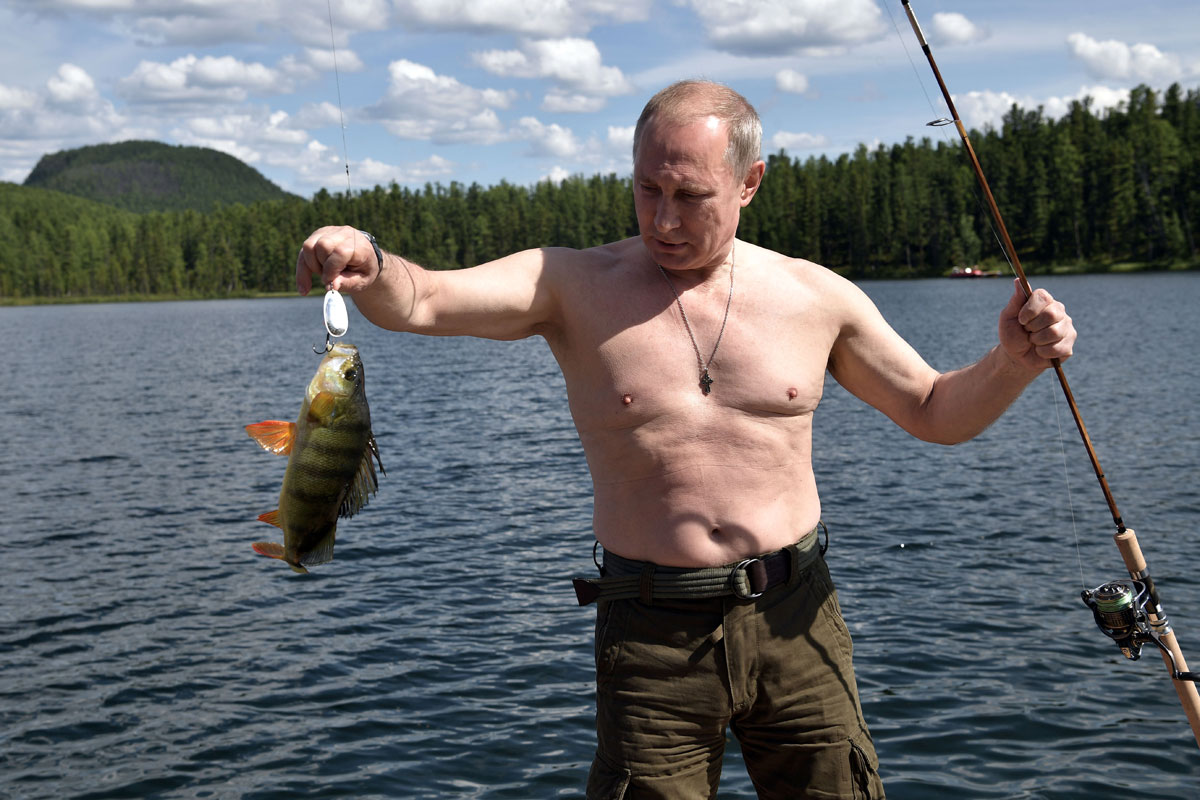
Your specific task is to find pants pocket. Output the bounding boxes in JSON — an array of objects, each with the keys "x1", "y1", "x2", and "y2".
[
  {"x1": 594, "y1": 600, "x2": 630, "y2": 678},
  {"x1": 849, "y1": 735, "x2": 884, "y2": 799},
  {"x1": 586, "y1": 752, "x2": 631, "y2": 800}
]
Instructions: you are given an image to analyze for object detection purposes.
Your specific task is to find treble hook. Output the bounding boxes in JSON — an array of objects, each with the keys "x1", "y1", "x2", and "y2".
[{"x1": 314, "y1": 333, "x2": 333, "y2": 355}]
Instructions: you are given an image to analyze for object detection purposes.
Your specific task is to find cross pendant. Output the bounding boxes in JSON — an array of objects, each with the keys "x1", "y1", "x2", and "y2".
[{"x1": 699, "y1": 370, "x2": 713, "y2": 395}]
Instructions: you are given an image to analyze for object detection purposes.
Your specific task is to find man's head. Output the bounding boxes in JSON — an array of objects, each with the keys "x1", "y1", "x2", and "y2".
[
  {"x1": 632, "y1": 80, "x2": 766, "y2": 273},
  {"x1": 633, "y1": 80, "x2": 762, "y2": 184}
]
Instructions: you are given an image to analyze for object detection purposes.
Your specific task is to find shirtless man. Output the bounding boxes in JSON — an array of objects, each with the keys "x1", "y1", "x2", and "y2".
[{"x1": 297, "y1": 81, "x2": 1075, "y2": 799}]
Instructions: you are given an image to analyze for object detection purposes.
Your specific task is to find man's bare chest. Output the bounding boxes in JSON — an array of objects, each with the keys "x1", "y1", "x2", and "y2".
[{"x1": 552, "y1": 281, "x2": 835, "y2": 426}]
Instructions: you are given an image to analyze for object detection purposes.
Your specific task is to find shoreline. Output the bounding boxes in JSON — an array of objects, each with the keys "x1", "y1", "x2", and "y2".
[{"x1": 3, "y1": 261, "x2": 1198, "y2": 306}]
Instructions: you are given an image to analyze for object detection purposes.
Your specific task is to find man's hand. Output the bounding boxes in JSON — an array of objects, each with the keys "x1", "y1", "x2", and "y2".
[
  {"x1": 999, "y1": 279, "x2": 1076, "y2": 371},
  {"x1": 296, "y1": 226, "x2": 381, "y2": 295}
]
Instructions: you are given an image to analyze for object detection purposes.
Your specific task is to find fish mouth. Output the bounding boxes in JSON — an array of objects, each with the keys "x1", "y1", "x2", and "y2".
[{"x1": 311, "y1": 344, "x2": 363, "y2": 395}]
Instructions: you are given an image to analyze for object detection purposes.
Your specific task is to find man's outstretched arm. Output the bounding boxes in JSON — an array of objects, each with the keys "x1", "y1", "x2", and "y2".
[{"x1": 296, "y1": 225, "x2": 563, "y2": 342}]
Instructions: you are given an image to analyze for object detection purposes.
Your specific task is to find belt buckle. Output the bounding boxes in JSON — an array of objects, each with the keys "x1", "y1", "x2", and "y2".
[{"x1": 731, "y1": 558, "x2": 765, "y2": 599}]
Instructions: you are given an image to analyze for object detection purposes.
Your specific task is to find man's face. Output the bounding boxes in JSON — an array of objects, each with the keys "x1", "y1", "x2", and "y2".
[{"x1": 633, "y1": 115, "x2": 752, "y2": 273}]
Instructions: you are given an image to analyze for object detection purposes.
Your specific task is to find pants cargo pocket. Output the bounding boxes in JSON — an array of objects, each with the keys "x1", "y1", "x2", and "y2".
[
  {"x1": 586, "y1": 753, "x2": 631, "y2": 800},
  {"x1": 849, "y1": 736, "x2": 884, "y2": 800}
]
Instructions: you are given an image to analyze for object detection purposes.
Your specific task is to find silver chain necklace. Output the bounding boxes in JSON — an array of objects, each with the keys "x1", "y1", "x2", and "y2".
[{"x1": 656, "y1": 243, "x2": 734, "y2": 396}]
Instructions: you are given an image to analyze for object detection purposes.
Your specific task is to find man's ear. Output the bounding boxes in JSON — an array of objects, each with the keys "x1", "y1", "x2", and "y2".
[{"x1": 739, "y1": 160, "x2": 766, "y2": 207}]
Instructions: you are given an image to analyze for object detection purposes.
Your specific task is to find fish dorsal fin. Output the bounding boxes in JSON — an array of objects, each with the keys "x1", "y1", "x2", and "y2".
[
  {"x1": 246, "y1": 421, "x2": 295, "y2": 455},
  {"x1": 339, "y1": 435, "x2": 383, "y2": 519},
  {"x1": 308, "y1": 391, "x2": 337, "y2": 424},
  {"x1": 256, "y1": 509, "x2": 282, "y2": 528},
  {"x1": 299, "y1": 528, "x2": 336, "y2": 567}
]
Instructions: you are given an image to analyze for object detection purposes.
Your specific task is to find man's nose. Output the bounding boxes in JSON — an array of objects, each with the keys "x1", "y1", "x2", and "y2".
[{"x1": 654, "y1": 197, "x2": 679, "y2": 232}]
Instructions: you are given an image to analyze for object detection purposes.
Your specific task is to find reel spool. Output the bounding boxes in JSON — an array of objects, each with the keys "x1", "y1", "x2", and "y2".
[{"x1": 1082, "y1": 580, "x2": 1200, "y2": 681}]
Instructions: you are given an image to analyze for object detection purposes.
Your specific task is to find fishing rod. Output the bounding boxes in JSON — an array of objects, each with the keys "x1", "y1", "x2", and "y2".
[{"x1": 898, "y1": 0, "x2": 1200, "y2": 747}]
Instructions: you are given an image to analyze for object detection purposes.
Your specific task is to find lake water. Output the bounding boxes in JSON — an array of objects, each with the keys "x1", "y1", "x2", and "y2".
[{"x1": 2, "y1": 272, "x2": 1199, "y2": 799}]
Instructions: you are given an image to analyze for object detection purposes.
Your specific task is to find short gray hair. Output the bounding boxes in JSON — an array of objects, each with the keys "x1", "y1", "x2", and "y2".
[{"x1": 632, "y1": 80, "x2": 762, "y2": 181}]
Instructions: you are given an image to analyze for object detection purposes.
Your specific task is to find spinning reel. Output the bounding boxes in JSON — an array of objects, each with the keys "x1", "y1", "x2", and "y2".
[{"x1": 1082, "y1": 580, "x2": 1200, "y2": 682}]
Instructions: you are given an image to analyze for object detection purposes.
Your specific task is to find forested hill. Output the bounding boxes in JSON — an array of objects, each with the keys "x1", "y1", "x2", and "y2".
[
  {"x1": 2, "y1": 83, "x2": 1198, "y2": 302},
  {"x1": 23, "y1": 140, "x2": 299, "y2": 213}
]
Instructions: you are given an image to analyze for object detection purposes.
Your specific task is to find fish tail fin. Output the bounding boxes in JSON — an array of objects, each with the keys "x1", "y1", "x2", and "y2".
[
  {"x1": 252, "y1": 541, "x2": 309, "y2": 574},
  {"x1": 299, "y1": 527, "x2": 336, "y2": 568}
]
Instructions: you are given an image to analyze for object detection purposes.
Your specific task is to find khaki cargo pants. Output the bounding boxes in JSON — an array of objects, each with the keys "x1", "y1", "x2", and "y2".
[{"x1": 586, "y1": 555, "x2": 884, "y2": 799}]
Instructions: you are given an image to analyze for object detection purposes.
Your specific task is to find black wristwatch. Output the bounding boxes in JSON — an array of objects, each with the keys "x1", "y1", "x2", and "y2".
[{"x1": 359, "y1": 230, "x2": 384, "y2": 272}]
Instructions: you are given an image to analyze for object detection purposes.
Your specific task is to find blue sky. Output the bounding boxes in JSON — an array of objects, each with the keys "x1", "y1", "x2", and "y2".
[{"x1": 2, "y1": 0, "x2": 1199, "y2": 197}]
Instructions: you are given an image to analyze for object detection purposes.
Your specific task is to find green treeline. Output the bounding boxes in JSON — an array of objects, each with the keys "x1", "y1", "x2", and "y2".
[{"x1": 2, "y1": 83, "x2": 1197, "y2": 302}]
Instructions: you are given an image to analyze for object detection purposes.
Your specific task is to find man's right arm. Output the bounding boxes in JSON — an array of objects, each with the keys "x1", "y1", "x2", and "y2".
[{"x1": 296, "y1": 225, "x2": 562, "y2": 342}]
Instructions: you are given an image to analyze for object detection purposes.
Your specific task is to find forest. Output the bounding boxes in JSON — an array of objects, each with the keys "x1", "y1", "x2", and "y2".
[{"x1": 1, "y1": 83, "x2": 1197, "y2": 302}]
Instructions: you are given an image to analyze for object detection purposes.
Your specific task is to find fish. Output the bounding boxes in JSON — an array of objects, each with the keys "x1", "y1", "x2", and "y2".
[{"x1": 245, "y1": 342, "x2": 383, "y2": 573}]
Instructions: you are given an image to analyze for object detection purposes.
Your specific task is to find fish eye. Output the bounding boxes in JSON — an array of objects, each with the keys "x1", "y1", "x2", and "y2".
[{"x1": 344, "y1": 367, "x2": 358, "y2": 381}]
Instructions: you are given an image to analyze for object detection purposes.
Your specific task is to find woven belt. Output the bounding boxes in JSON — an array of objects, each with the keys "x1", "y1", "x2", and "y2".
[{"x1": 572, "y1": 524, "x2": 825, "y2": 606}]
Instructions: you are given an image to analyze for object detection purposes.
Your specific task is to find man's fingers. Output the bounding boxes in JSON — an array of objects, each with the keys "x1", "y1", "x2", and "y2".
[
  {"x1": 1017, "y1": 289, "x2": 1066, "y2": 330},
  {"x1": 295, "y1": 226, "x2": 361, "y2": 295}
]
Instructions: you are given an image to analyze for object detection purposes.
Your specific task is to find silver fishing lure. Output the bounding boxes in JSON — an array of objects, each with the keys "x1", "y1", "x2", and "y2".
[{"x1": 315, "y1": 288, "x2": 348, "y2": 354}]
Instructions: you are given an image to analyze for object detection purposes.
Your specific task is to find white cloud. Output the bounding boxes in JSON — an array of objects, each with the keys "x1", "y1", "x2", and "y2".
[
  {"x1": 953, "y1": 90, "x2": 1022, "y2": 130},
  {"x1": 683, "y1": 0, "x2": 885, "y2": 56},
  {"x1": 302, "y1": 47, "x2": 365, "y2": 74},
  {"x1": 392, "y1": 0, "x2": 648, "y2": 38},
  {"x1": 0, "y1": 63, "x2": 147, "y2": 181},
  {"x1": 1066, "y1": 32, "x2": 1193, "y2": 84},
  {"x1": 954, "y1": 85, "x2": 1132, "y2": 131},
  {"x1": 475, "y1": 38, "x2": 631, "y2": 94},
  {"x1": 365, "y1": 59, "x2": 515, "y2": 144},
  {"x1": 775, "y1": 69, "x2": 809, "y2": 95},
  {"x1": 931, "y1": 12, "x2": 986, "y2": 46},
  {"x1": 169, "y1": 105, "x2": 317, "y2": 170},
  {"x1": 768, "y1": 131, "x2": 829, "y2": 151},
  {"x1": 294, "y1": 100, "x2": 346, "y2": 128},
  {"x1": 16, "y1": 0, "x2": 391, "y2": 48},
  {"x1": 543, "y1": 165, "x2": 571, "y2": 184},
  {"x1": 354, "y1": 154, "x2": 456, "y2": 187},
  {"x1": 117, "y1": 54, "x2": 296, "y2": 105},
  {"x1": 607, "y1": 125, "x2": 635, "y2": 150},
  {"x1": 474, "y1": 37, "x2": 633, "y2": 111},
  {"x1": 46, "y1": 63, "x2": 98, "y2": 105},
  {"x1": 0, "y1": 84, "x2": 38, "y2": 111},
  {"x1": 542, "y1": 91, "x2": 606, "y2": 113},
  {"x1": 513, "y1": 116, "x2": 580, "y2": 158}
]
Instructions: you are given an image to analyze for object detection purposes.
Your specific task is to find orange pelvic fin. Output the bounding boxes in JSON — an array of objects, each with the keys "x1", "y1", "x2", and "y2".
[
  {"x1": 252, "y1": 541, "x2": 285, "y2": 559},
  {"x1": 252, "y1": 541, "x2": 308, "y2": 573},
  {"x1": 245, "y1": 420, "x2": 296, "y2": 455},
  {"x1": 256, "y1": 509, "x2": 282, "y2": 528}
]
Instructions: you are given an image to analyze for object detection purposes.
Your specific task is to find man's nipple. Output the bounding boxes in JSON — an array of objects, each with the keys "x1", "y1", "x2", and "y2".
[
  {"x1": 787, "y1": 387, "x2": 798, "y2": 400},
  {"x1": 622, "y1": 393, "x2": 633, "y2": 406}
]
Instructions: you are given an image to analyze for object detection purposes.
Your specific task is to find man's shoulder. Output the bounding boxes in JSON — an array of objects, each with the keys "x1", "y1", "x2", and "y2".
[
  {"x1": 738, "y1": 241, "x2": 855, "y2": 293},
  {"x1": 541, "y1": 237, "x2": 644, "y2": 278}
]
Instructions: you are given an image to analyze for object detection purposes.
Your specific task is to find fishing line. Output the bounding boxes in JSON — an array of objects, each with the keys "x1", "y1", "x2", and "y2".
[
  {"x1": 314, "y1": 0, "x2": 352, "y2": 353},
  {"x1": 1049, "y1": 376, "x2": 1088, "y2": 590},
  {"x1": 884, "y1": 1, "x2": 1085, "y2": 581},
  {"x1": 883, "y1": 0, "x2": 943, "y2": 125},
  {"x1": 327, "y1": 0, "x2": 351, "y2": 194},
  {"x1": 881, "y1": 1, "x2": 1021, "y2": 283}
]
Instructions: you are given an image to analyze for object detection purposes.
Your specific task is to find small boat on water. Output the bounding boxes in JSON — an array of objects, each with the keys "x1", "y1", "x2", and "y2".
[{"x1": 949, "y1": 266, "x2": 1004, "y2": 278}]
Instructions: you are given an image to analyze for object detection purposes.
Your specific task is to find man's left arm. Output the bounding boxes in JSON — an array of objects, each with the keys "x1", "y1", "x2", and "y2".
[{"x1": 829, "y1": 278, "x2": 1076, "y2": 445}]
